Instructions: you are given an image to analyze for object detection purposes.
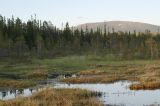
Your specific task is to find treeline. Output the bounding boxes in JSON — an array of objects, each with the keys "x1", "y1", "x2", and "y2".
[{"x1": 0, "y1": 15, "x2": 160, "y2": 59}]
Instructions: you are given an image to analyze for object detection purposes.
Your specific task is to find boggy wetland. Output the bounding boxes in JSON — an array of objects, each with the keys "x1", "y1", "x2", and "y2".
[
  {"x1": 0, "y1": 56, "x2": 160, "y2": 106},
  {"x1": 1, "y1": 5, "x2": 160, "y2": 105}
]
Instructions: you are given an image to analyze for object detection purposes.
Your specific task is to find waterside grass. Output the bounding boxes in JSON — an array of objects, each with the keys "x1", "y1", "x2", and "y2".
[
  {"x1": 1, "y1": 55, "x2": 160, "y2": 90},
  {"x1": 61, "y1": 62, "x2": 160, "y2": 90},
  {"x1": 0, "y1": 88, "x2": 103, "y2": 106},
  {"x1": 0, "y1": 79, "x2": 36, "y2": 89}
]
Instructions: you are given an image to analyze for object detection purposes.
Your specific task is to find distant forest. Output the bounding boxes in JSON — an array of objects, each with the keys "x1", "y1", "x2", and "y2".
[{"x1": 0, "y1": 15, "x2": 160, "y2": 59}]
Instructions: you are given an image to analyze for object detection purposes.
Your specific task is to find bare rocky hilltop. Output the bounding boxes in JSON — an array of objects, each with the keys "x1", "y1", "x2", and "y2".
[{"x1": 74, "y1": 21, "x2": 160, "y2": 33}]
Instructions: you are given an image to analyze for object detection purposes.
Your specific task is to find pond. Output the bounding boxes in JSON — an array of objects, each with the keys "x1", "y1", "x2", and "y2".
[
  {"x1": 0, "y1": 80, "x2": 160, "y2": 106},
  {"x1": 55, "y1": 81, "x2": 160, "y2": 106}
]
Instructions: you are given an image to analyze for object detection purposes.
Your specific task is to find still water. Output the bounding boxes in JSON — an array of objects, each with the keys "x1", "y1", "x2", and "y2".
[
  {"x1": 0, "y1": 86, "x2": 44, "y2": 100},
  {"x1": 0, "y1": 81, "x2": 160, "y2": 106},
  {"x1": 54, "y1": 81, "x2": 160, "y2": 106}
]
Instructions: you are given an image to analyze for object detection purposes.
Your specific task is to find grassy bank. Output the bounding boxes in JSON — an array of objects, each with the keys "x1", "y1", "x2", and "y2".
[
  {"x1": 61, "y1": 59, "x2": 160, "y2": 90},
  {"x1": 0, "y1": 88, "x2": 102, "y2": 106},
  {"x1": 1, "y1": 55, "x2": 158, "y2": 77},
  {"x1": 0, "y1": 69, "x2": 48, "y2": 89},
  {"x1": 130, "y1": 82, "x2": 160, "y2": 90},
  {"x1": 61, "y1": 75, "x2": 122, "y2": 84},
  {"x1": 1, "y1": 55, "x2": 160, "y2": 90},
  {"x1": 0, "y1": 79, "x2": 36, "y2": 89}
]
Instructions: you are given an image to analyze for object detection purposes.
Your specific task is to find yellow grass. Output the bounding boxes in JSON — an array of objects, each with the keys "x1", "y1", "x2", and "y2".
[
  {"x1": 0, "y1": 79, "x2": 35, "y2": 89},
  {"x1": 62, "y1": 64, "x2": 160, "y2": 90},
  {"x1": 62, "y1": 75, "x2": 122, "y2": 84},
  {"x1": 130, "y1": 81, "x2": 160, "y2": 90},
  {"x1": 0, "y1": 88, "x2": 103, "y2": 106},
  {"x1": 129, "y1": 66, "x2": 160, "y2": 90},
  {"x1": 79, "y1": 69, "x2": 106, "y2": 75},
  {"x1": 25, "y1": 69, "x2": 48, "y2": 79}
]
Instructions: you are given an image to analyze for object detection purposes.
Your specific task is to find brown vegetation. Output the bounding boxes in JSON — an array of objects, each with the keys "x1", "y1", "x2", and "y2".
[
  {"x1": 0, "y1": 88, "x2": 103, "y2": 106},
  {"x1": 62, "y1": 64, "x2": 160, "y2": 90},
  {"x1": 129, "y1": 65, "x2": 160, "y2": 90},
  {"x1": 79, "y1": 70, "x2": 106, "y2": 75},
  {"x1": 130, "y1": 81, "x2": 160, "y2": 90},
  {"x1": 0, "y1": 79, "x2": 35, "y2": 89},
  {"x1": 25, "y1": 69, "x2": 48, "y2": 80},
  {"x1": 61, "y1": 75, "x2": 123, "y2": 84}
]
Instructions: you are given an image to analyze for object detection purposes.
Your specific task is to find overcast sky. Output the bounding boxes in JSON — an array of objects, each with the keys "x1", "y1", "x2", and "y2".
[{"x1": 0, "y1": 0, "x2": 160, "y2": 27}]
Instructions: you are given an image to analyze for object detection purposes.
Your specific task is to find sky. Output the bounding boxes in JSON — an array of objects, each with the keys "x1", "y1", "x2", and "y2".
[{"x1": 0, "y1": 0, "x2": 160, "y2": 28}]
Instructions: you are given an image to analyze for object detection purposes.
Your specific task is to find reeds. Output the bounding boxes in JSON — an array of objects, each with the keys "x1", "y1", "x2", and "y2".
[
  {"x1": 130, "y1": 81, "x2": 160, "y2": 90},
  {"x1": 0, "y1": 79, "x2": 35, "y2": 89},
  {"x1": 61, "y1": 75, "x2": 121, "y2": 84},
  {"x1": 25, "y1": 69, "x2": 48, "y2": 79},
  {"x1": 0, "y1": 88, "x2": 103, "y2": 106},
  {"x1": 62, "y1": 64, "x2": 160, "y2": 90},
  {"x1": 79, "y1": 70, "x2": 106, "y2": 75}
]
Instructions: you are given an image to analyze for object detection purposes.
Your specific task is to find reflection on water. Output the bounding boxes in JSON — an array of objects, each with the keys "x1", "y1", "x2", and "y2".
[
  {"x1": 0, "y1": 87, "x2": 44, "y2": 100},
  {"x1": 54, "y1": 81, "x2": 160, "y2": 106},
  {"x1": 0, "y1": 80, "x2": 160, "y2": 106},
  {"x1": 0, "y1": 79, "x2": 57, "y2": 100}
]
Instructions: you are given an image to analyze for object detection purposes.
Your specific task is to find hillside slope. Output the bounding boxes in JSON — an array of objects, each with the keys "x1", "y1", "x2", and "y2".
[{"x1": 74, "y1": 21, "x2": 160, "y2": 33}]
